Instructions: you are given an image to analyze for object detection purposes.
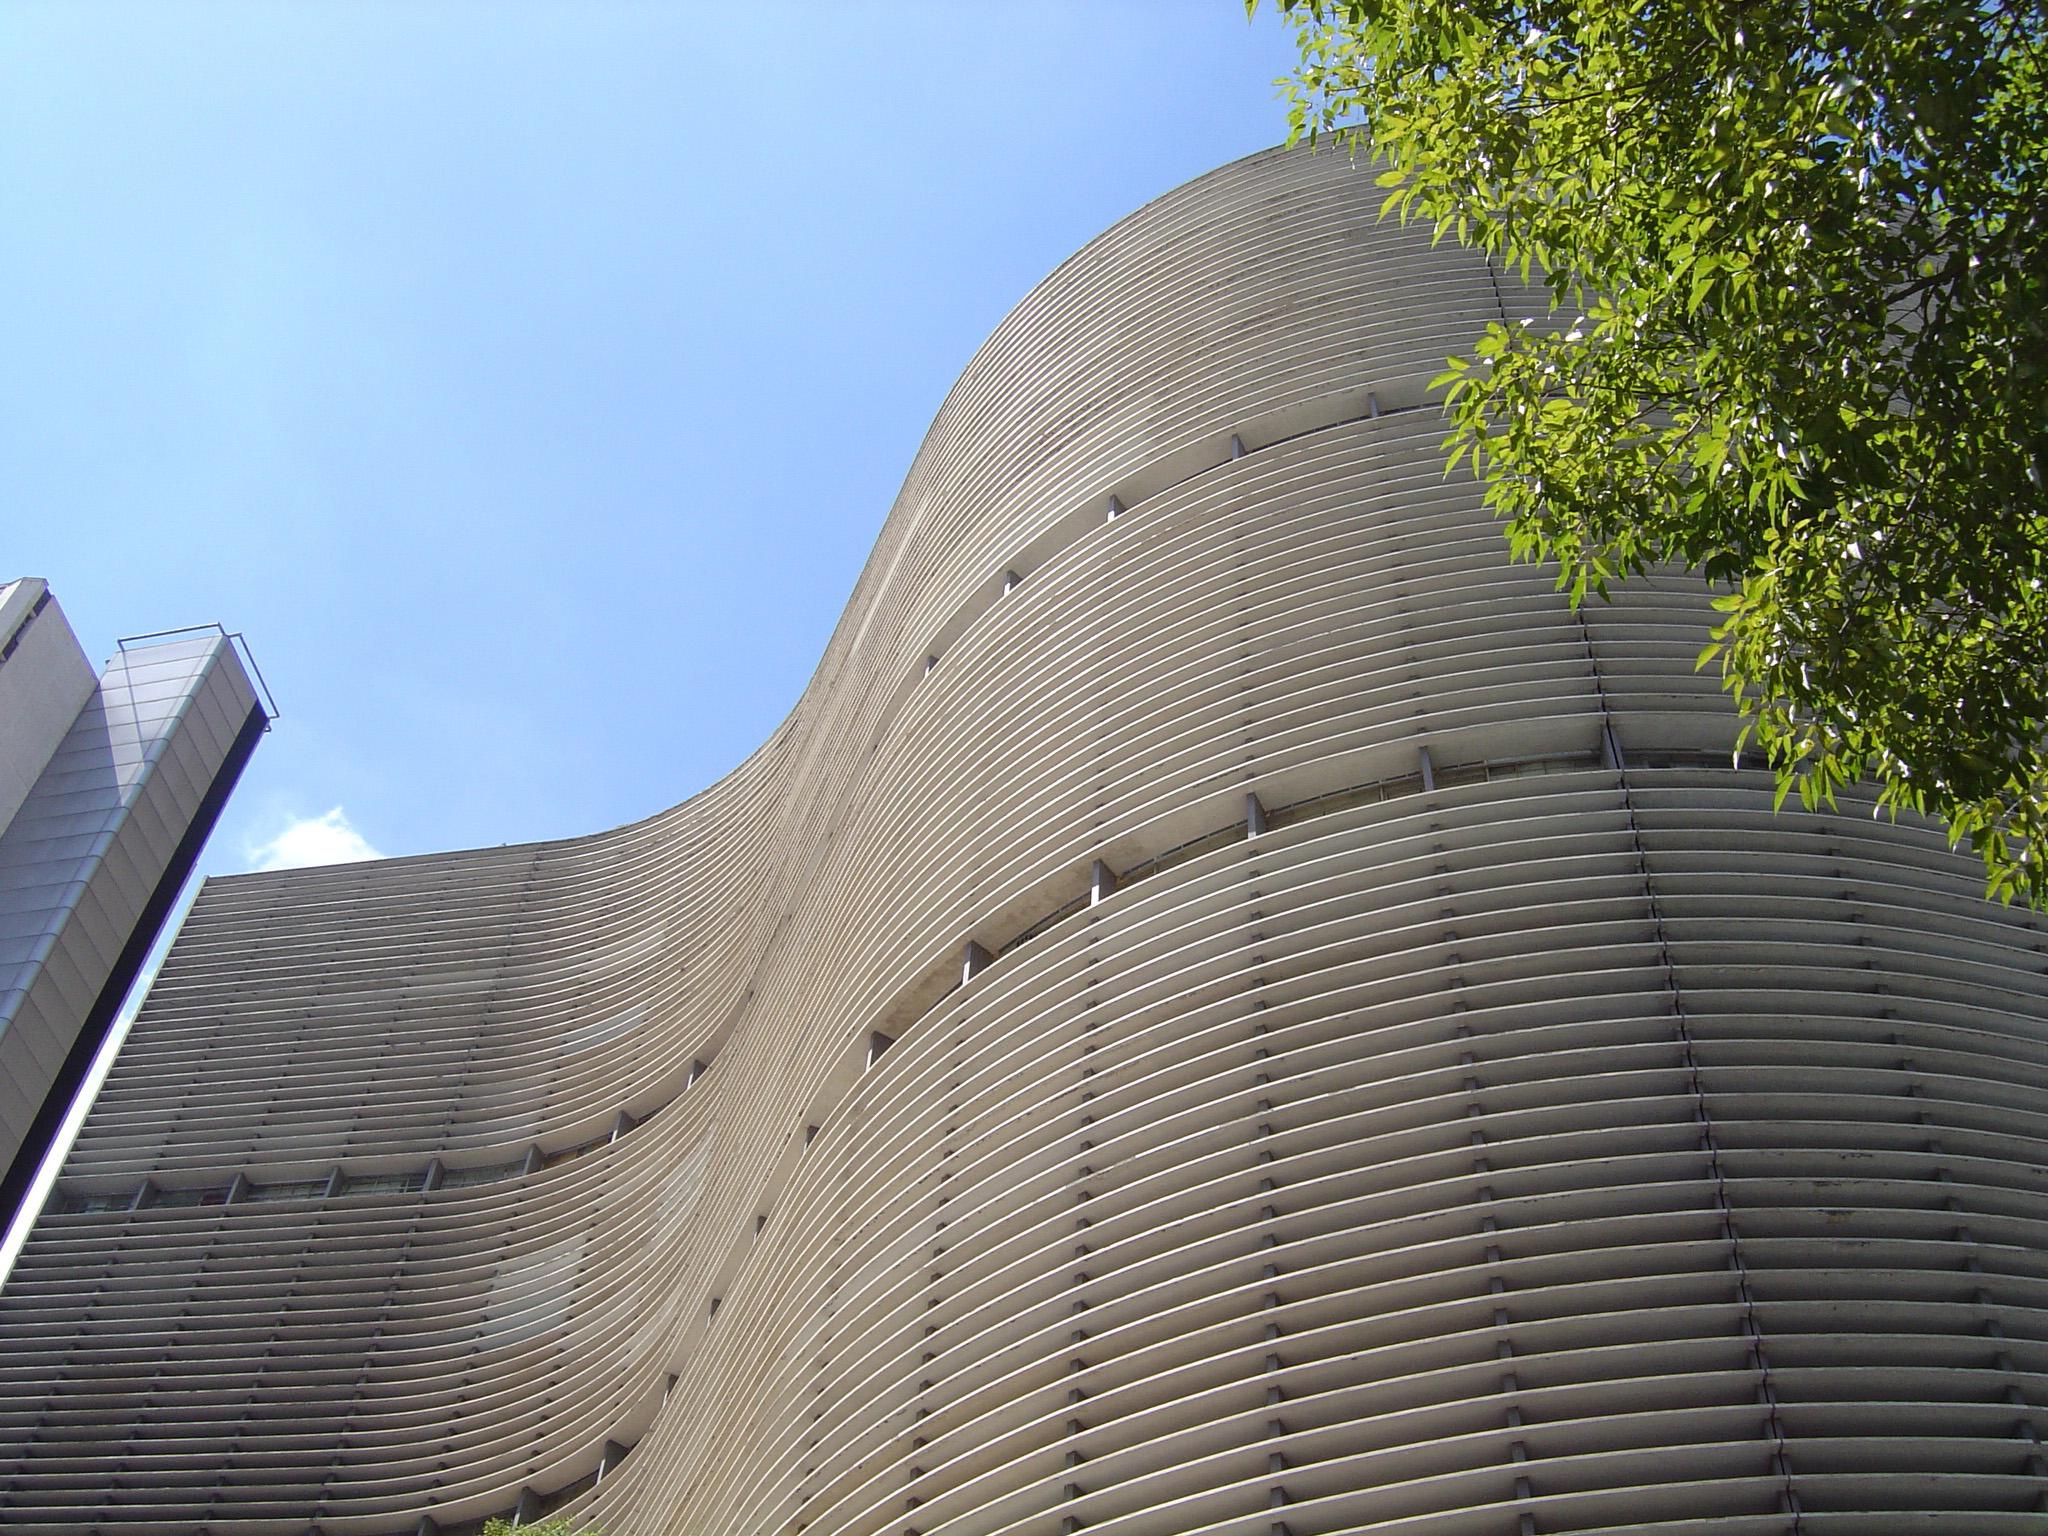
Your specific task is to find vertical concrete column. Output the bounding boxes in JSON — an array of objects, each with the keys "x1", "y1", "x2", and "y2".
[
  {"x1": 1060, "y1": 881, "x2": 1126, "y2": 1536},
  {"x1": 960, "y1": 941, "x2": 990, "y2": 987},
  {"x1": 1089, "y1": 859, "x2": 1116, "y2": 907},
  {"x1": 1237, "y1": 853, "x2": 1291, "y2": 1532}
]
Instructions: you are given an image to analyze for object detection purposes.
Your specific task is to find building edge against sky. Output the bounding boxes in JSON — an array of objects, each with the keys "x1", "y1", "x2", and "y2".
[
  {"x1": 0, "y1": 579, "x2": 268, "y2": 1232},
  {"x1": 4, "y1": 145, "x2": 2048, "y2": 1535}
]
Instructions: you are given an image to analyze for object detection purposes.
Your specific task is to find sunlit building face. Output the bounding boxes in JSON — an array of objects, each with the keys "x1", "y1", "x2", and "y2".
[{"x1": 4, "y1": 147, "x2": 2046, "y2": 1536}]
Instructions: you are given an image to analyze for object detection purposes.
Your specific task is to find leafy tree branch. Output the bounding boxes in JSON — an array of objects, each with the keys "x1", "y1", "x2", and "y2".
[{"x1": 1252, "y1": 0, "x2": 2048, "y2": 903}]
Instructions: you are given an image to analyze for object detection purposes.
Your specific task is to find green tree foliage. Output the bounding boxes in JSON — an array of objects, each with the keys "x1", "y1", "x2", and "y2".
[{"x1": 1253, "y1": 0, "x2": 2048, "y2": 901}]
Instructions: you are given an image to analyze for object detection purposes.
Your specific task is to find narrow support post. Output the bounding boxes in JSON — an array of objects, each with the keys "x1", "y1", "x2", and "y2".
[
  {"x1": 868, "y1": 1030, "x2": 895, "y2": 1068},
  {"x1": 223, "y1": 1172, "x2": 248, "y2": 1206},
  {"x1": 1246, "y1": 793, "x2": 1268, "y2": 838},
  {"x1": 519, "y1": 1145, "x2": 542, "y2": 1176},
  {"x1": 1230, "y1": 434, "x2": 1246, "y2": 459},
  {"x1": 1004, "y1": 569, "x2": 1022, "y2": 593},
  {"x1": 1367, "y1": 391, "x2": 1381, "y2": 418},
  {"x1": 1418, "y1": 745, "x2": 1436, "y2": 793},
  {"x1": 321, "y1": 1167, "x2": 344, "y2": 1199},
  {"x1": 688, "y1": 1057, "x2": 708, "y2": 1085},
  {"x1": 961, "y1": 940, "x2": 992, "y2": 986},
  {"x1": 1105, "y1": 495, "x2": 1123, "y2": 522},
  {"x1": 1600, "y1": 723, "x2": 1625, "y2": 771},
  {"x1": 1089, "y1": 859, "x2": 1117, "y2": 906},
  {"x1": 421, "y1": 1159, "x2": 444, "y2": 1192},
  {"x1": 924, "y1": 654, "x2": 938, "y2": 678}
]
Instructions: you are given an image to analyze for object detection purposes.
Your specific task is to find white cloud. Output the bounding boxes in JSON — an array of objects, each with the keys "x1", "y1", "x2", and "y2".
[{"x1": 247, "y1": 807, "x2": 385, "y2": 872}]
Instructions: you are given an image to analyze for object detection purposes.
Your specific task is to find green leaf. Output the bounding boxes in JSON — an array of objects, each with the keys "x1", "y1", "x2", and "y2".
[{"x1": 1261, "y1": 0, "x2": 2048, "y2": 906}]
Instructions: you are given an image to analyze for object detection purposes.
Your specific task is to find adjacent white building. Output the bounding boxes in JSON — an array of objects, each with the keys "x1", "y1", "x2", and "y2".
[{"x1": 0, "y1": 579, "x2": 267, "y2": 1225}]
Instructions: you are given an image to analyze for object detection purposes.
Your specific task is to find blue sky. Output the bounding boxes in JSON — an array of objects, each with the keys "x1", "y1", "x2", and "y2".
[{"x1": 5, "y1": 3, "x2": 1299, "y2": 877}]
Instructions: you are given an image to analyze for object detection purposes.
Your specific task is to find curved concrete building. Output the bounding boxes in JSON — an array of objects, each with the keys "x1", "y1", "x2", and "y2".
[{"x1": 4, "y1": 146, "x2": 2047, "y2": 1536}]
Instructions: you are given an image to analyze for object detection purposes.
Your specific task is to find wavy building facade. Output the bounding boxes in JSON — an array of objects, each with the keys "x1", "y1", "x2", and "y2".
[{"x1": 4, "y1": 147, "x2": 2048, "y2": 1536}]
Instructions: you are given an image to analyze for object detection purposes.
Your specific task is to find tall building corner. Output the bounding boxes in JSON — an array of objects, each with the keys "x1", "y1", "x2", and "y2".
[{"x1": 0, "y1": 580, "x2": 270, "y2": 1228}]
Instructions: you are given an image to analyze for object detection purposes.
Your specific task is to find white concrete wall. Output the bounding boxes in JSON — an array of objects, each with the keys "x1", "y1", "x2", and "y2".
[{"x1": 0, "y1": 580, "x2": 97, "y2": 835}]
